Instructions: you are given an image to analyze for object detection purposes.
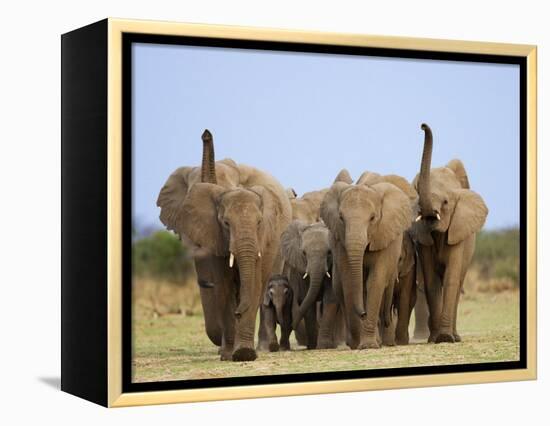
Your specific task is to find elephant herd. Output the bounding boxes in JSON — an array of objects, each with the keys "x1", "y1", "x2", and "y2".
[{"x1": 156, "y1": 124, "x2": 489, "y2": 362}]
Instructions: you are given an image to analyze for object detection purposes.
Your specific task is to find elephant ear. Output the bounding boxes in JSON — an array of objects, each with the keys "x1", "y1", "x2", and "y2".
[
  {"x1": 447, "y1": 159, "x2": 470, "y2": 189},
  {"x1": 280, "y1": 220, "x2": 308, "y2": 271},
  {"x1": 178, "y1": 183, "x2": 227, "y2": 256},
  {"x1": 249, "y1": 185, "x2": 283, "y2": 249},
  {"x1": 448, "y1": 189, "x2": 488, "y2": 245},
  {"x1": 369, "y1": 183, "x2": 412, "y2": 251},
  {"x1": 157, "y1": 167, "x2": 194, "y2": 233},
  {"x1": 320, "y1": 182, "x2": 348, "y2": 242},
  {"x1": 333, "y1": 168, "x2": 353, "y2": 184}
]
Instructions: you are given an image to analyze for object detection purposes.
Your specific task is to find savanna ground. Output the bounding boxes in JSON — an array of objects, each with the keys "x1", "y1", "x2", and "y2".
[
  {"x1": 131, "y1": 279, "x2": 519, "y2": 382},
  {"x1": 131, "y1": 228, "x2": 520, "y2": 383}
]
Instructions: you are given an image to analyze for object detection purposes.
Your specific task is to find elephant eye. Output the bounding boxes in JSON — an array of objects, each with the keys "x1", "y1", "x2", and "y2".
[
  {"x1": 283, "y1": 288, "x2": 288, "y2": 294},
  {"x1": 443, "y1": 199, "x2": 449, "y2": 205},
  {"x1": 269, "y1": 288, "x2": 274, "y2": 296},
  {"x1": 223, "y1": 220, "x2": 230, "y2": 228},
  {"x1": 339, "y1": 212, "x2": 344, "y2": 221},
  {"x1": 370, "y1": 214, "x2": 376, "y2": 221}
]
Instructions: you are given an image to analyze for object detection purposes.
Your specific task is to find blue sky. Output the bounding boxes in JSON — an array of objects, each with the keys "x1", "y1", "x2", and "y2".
[{"x1": 132, "y1": 43, "x2": 519, "y2": 231}]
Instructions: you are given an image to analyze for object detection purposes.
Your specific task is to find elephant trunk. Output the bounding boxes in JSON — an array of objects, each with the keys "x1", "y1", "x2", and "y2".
[
  {"x1": 293, "y1": 266, "x2": 325, "y2": 330},
  {"x1": 234, "y1": 236, "x2": 258, "y2": 318},
  {"x1": 201, "y1": 129, "x2": 217, "y2": 184},
  {"x1": 418, "y1": 123, "x2": 434, "y2": 216},
  {"x1": 344, "y1": 239, "x2": 368, "y2": 320}
]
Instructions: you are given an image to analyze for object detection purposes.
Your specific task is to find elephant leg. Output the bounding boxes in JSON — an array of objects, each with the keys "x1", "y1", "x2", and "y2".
[
  {"x1": 358, "y1": 269, "x2": 387, "y2": 350},
  {"x1": 317, "y1": 302, "x2": 338, "y2": 349},
  {"x1": 381, "y1": 284, "x2": 396, "y2": 346},
  {"x1": 261, "y1": 305, "x2": 279, "y2": 352},
  {"x1": 280, "y1": 308, "x2": 292, "y2": 351},
  {"x1": 413, "y1": 285, "x2": 430, "y2": 340},
  {"x1": 288, "y1": 269, "x2": 308, "y2": 346},
  {"x1": 452, "y1": 282, "x2": 463, "y2": 342},
  {"x1": 304, "y1": 305, "x2": 318, "y2": 349},
  {"x1": 218, "y1": 282, "x2": 237, "y2": 361},
  {"x1": 419, "y1": 245, "x2": 442, "y2": 343},
  {"x1": 195, "y1": 258, "x2": 222, "y2": 347},
  {"x1": 256, "y1": 308, "x2": 272, "y2": 351},
  {"x1": 436, "y1": 248, "x2": 463, "y2": 344},
  {"x1": 396, "y1": 269, "x2": 416, "y2": 345}
]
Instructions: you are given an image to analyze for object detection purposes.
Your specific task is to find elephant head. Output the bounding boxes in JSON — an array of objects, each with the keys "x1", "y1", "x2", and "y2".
[
  {"x1": 321, "y1": 181, "x2": 412, "y2": 324},
  {"x1": 157, "y1": 130, "x2": 280, "y2": 319},
  {"x1": 262, "y1": 274, "x2": 292, "y2": 323},
  {"x1": 414, "y1": 123, "x2": 488, "y2": 245},
  {"x1": 280, "y1": 221, "x2": 332, "y2": 329}
]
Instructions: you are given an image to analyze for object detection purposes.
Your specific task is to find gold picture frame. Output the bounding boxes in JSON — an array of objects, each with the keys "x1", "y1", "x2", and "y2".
[{"x1": 61, "y1": 18, "x2": 537, "y2": 407}]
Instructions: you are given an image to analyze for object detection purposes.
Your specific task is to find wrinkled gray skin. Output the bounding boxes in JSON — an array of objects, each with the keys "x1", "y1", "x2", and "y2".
[
  {"x1": 261, "y1": 275, "x2": 293, "y2": 351},
  {"x1": 156, "y1": 130, "x2": 291, "y2": 361},
  {"x1": 413, "y1": 123, "x2": 488, "y2": 343},
  {"x1": 321, "y1": 176, "x2": 413, "y2": 349},
  {"x1": 280, "y1": 221, "x2": 344, "y2": 349},
  {"x1": 386, "y1": 231, "x2": 417, "y2": 346}
]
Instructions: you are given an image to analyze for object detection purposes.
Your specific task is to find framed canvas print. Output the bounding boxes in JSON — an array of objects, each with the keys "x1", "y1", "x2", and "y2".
[{"x1": 61, "y1": 18, "x2": 537, "y2": 407}]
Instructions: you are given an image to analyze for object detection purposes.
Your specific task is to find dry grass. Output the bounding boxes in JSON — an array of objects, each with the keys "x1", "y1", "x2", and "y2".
[{"x1": 131, "y1": 278, "x2": 519, "y2": 383}]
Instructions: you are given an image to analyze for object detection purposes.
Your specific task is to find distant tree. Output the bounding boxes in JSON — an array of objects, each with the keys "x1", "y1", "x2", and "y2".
[{"x1": 132, "y1": 231, "x2": 194, "y2": 282}]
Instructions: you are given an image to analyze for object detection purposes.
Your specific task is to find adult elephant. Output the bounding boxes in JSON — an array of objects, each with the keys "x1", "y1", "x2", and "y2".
[
  {"x1": 321, "y1": 176, "x2": 413, "y2": 349},
  {"x1": 412, "y1": 123, "x2": 488, "y2": 343},
  {"x1": 157, "y1": 130, "x2": 292, "y2": 361},
  {"x1": 355, "y1": 172, "x2": 418, "y2": 346}
]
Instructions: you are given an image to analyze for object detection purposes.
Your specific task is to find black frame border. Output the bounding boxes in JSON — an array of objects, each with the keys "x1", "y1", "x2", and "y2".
[{"x1": 121, "y1": 33, "x2": 527, "y2": 394}]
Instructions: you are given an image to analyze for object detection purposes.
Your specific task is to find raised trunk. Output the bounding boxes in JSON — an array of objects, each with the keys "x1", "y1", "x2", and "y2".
[
  {"x1": 201, "y1": 129, "x2": 217, "y2": 184},
  {"x1": 418, "y1": 123, "x2": 434, "y2": 215},
  {"x1": 293, "y1": 269, "x2": 324, "y2": 330}
]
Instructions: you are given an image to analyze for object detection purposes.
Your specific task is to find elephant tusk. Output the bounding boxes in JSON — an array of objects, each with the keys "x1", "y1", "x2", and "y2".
[
  {"x1": 415, "y1": 214, "x2": 422, "y2": 222},
  {"x1": 229, "y1": 252, "x2": 234, "y2": 268},
  {"x1": 303, "y1": 272, "x2": 308, "y2": 280},
  {"x1": 326, "y1": 271, "x2": 331, "y2": 278},
  {"x1": 258, "y1": 251, "x2": 262, "y2": 258},
  {"x1": 436, "y1": 213, "x2": 441, "y2": 221}
]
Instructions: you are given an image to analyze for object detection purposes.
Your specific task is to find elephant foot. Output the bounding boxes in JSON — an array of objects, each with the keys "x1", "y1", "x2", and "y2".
[
  {"x1": 232, "y1": 347, "x2": 258, "y2": 362},
  {"x1": 256, "y1": 341, "x2": 271, "y2": 352},
  {"x1": 279, "y1": 342, "x2": 291, "y2": 351},
  {"x1": 317, "y1": 340, "x2": 336, "y2": 350},
  {"x1": 435, "y1": 333, "x2": 455, "y2": 344},
  {"x1": 383, "y1": 339, "x2": 396, "y2": 347},
  {"x1": 395, "y1": 333, "x2": 409, "y2": 346},
  {"x1": 453, "y1": 333, "x2": 462, "y2": 342},
  {"x1": 358, "y1": 340, "x2": 380, "y2": 350},
  {"x1": 220, "y1": 350, "x2": 233, "y2": 361},
  {"x1": 268, "y1": 342, "x2": 280, "y2": 352},
  {"x1": 427, "y1": 333, "x2": 438, "y2": 343}
]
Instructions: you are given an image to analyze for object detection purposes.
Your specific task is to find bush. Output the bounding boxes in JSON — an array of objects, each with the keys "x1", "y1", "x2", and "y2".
[
  {"x1": 473, "y1": 228, "x2": 519, "y2": 287},
  {"x1": 132, "y1": 231, "x2": 194, "y2": 283}
]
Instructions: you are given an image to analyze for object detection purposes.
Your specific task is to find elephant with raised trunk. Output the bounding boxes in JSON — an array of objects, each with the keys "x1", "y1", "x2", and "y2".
[
  {"x1": 321, "y1": 175, "x2": 413, "y2": 349},
  {"x1": 412, "y1": 123, "x2": 488, "y2": 343},
  {"x1": 157, "y1": 130, "x2": 292, "y2": 361}
]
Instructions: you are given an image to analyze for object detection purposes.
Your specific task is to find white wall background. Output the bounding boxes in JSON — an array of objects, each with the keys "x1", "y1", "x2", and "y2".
[{"x1": 0, "y1": 1, "x2": 546, "y2": 424}]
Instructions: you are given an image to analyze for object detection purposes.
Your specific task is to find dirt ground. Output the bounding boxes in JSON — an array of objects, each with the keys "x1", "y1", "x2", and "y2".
[{"x1": 131, "y1": 290, "x2": 519, "y2": 383}]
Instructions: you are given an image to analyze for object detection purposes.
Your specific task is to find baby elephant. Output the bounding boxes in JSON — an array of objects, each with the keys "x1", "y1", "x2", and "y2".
[{"x1": 261, "y1": 275, "x2": 294, "y2": 352}]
